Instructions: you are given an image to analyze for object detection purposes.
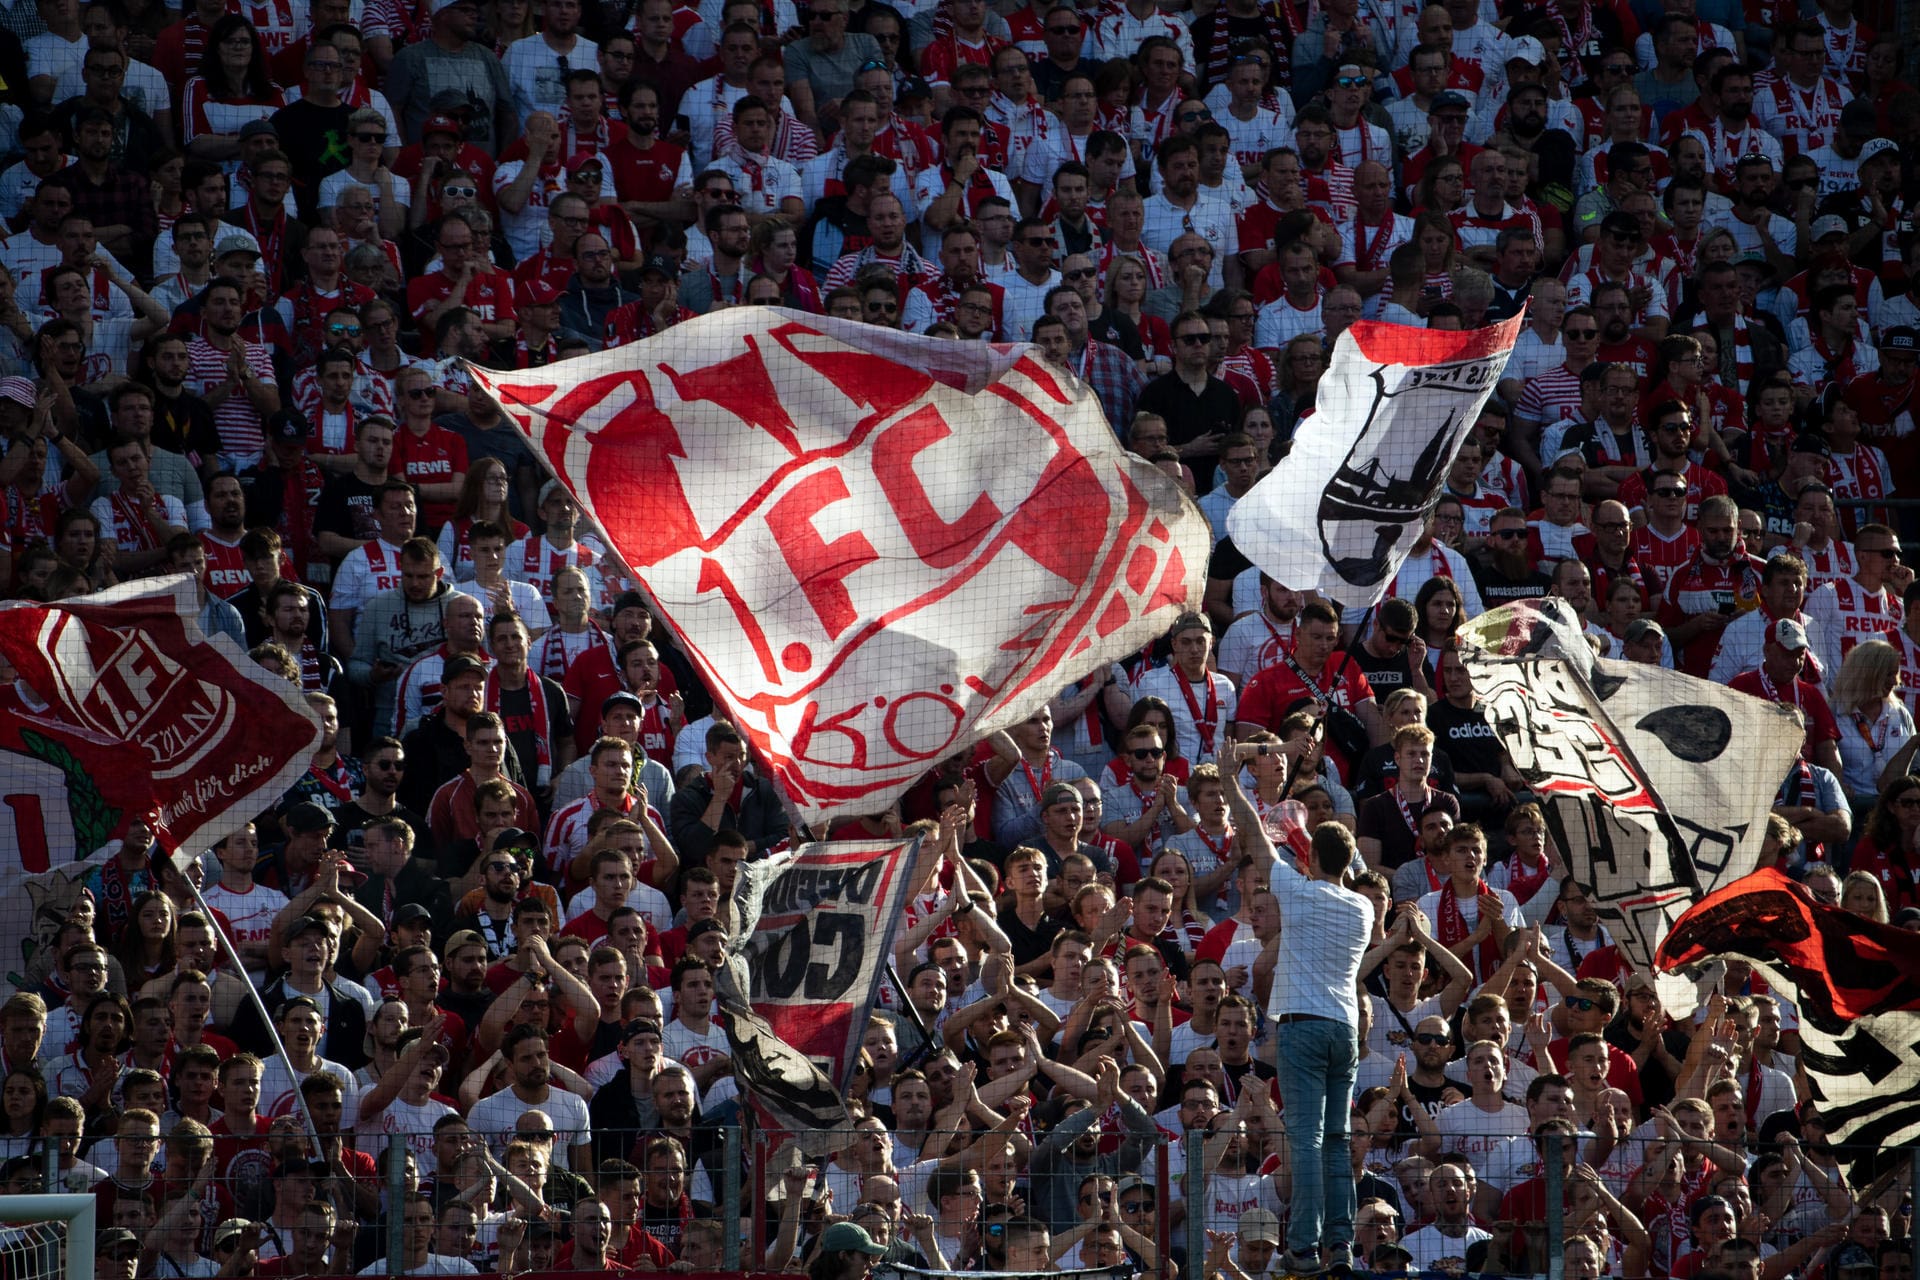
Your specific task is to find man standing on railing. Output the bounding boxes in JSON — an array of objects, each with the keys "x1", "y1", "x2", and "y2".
[{"x1": 1225, "y1": 765, "x2": 1370, "y2": 1276}]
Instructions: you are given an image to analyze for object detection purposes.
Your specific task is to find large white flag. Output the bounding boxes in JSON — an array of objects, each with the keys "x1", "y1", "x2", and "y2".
[
  {"x1": 1228, "y1": 316, "x2": 1522, "y2": 608},
  {"x1": 468, "y1": 311, "x2": 1210, "y2": 823}
]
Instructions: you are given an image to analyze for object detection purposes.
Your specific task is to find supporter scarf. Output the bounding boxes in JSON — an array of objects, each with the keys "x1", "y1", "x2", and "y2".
[
  {"x1": 1436, "y1": 877, "x2": 1502, "y2": 978},
  {"x1": 1385, "y1": 545, "x2": 1453, "y2": 598},
  {"x1": 1199, "y1": 3, "x2": 1301, "y2": 90},
  {"x1": 488, "y1": 667, "x2": 552, "y2": 788},
  {"x1": 534, "y1": 619, "x2": 607, "y2": 681},
  {"x1": 1505, "y1": 849, "x2": 1552, "y2": 906},
  {"x1": 108, "y1": 493, "x2": 161, "y2": 552},
  {"x1": 1174, "y1": 669, "x2": 1220, "y2": 758},
  {"x1": 1686, "y1": 308, "x2": 1754, "y2": 394}
]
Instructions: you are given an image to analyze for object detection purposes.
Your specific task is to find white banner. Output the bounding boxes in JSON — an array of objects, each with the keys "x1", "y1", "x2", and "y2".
[{"x1": 1228, "y1": 315, "x2": 1522, "y2": 608}]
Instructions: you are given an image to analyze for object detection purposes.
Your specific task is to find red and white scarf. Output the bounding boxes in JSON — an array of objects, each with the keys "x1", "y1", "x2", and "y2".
[
  {"x1": 1436, "y1": 877, "x2": 1502, "y2": 979},
  {"x1": 487, "y1": 668, "x2": 553, "y2": 787}
]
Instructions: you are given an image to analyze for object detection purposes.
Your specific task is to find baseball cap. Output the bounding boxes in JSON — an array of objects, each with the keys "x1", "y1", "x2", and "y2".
[
  {"x1": 98, "y1": 1229, "x2": 139, "y2": 1256},
  {"x1": 1859, "y1": 137, "x2": 1899, "y2": 165},
  {"x1": 818, "y1": 1223, "x2": 888, "y2": 1258},
  {"x1": 639, "y1": 254, "x2": 680, "y2": 279},
  {"x1": 1239, "y1": 1209, "x2": 1280, "y2": 1245},
  {"x1": 443, "y1": 653, "x2": 488, "y2": 684},
  {"x1": 1893, "y1": 906, "x2": 1920, "y2": 928},
  {"x1": 267, "y1": 408, "x2": 311, "y2": 441},
  {"x1": 393, "y1": 902, "x2": 432, "y2": 927},
  {"x1": 1169, "y1": 610, "x2": 1211, "y2": 637},
  {"x1": 1769, "y1": 618, "x2": 1810, "y2": 651},
  {"x1": 538, "y1": 478, "x2": 571, "y2": 506},
  {"x1": 211, "y1": 1220, "x2": 252, "y2": 1251},
  {"x1": 422, "y1": 113, "x2": 464, "y2": 138},
  {"x1": 602, "y1": 690, "x2": 645, "y2": 718},
  {"x1": 1430, "y1": 89, "x2": 1471, "y2": 113},
  {"x1": 429, "y1": 89, "x2": 476, "y2": 114},
  {"x1": 283, "y1": 913, "x2": 331, "y2": 941},
  {"x1": 430, "y1": 0, "x2": 477, "y2": 15},
  {"x1": 1882, "y1": 326, "x2": 1918, "y2": 355},
  {"x1": 445, "y1": 928, "x2": 488, "y2": 957},
  {"x1": 238, "y1": 119, "x2": 278, "y2": 140},
  {"x1": 1791, "y1": 431, "x2": 1831, "y2": 457},
  {"x1": 1506, "y1": 35, "x2": 1545, "y2": 64},
  {"x1": 623, "y1": 1017, "x2": 663, "y2": 1042},
  {"x1": 1114, "y1": 1174, "x2": 1154, "y2": 1197},
  {"x1": 516, "y1": 275, "x2": 562, "y2": 308},
  {"x1": 1371, "y1": 1242, "x2": 1415, "y2": 1268},
  {"x1": 564, "y1": 153, "x2": 604, "y2": 180},
  {"x1": 687, "y1": 918, "x2": 725, "y2": 941},
  {"x1": 215, "y1": 233, "x2": 262, "y2": 259},
  {"x1": 1624, "y1": 617, "x2": 1665, "y2": 645},
  {"x1": 1624, "y1": 971, "x2": 1659, "y2": 994},
  {"x1": 897, "y1": 76, "x2": 932, "y2": 103},
  {"x1": 1810, "y1": 214, "x2": 1849, "y2": 241},
  {"x1": 283, "y1": 801, "x2": 335, "y2": 834},
  {"x1": 0, "y1": 377, "x2": 35, "y2": 407},
  {"x1": 1839, "y1": 99, "x2": 1876, "y2": 132},
  {"x1": 492, "y1": 827, "x2": 539, "y2": 854}
]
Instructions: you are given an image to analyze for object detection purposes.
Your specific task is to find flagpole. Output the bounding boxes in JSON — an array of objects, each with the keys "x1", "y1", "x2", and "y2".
[{"x1": 181, "y1": 869, "x2": 329, "y2": 1165}]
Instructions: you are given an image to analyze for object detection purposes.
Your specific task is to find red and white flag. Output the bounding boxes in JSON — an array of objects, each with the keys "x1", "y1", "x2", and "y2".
[
  {"x1": 0, "y1": 575, "x2": 320, "y2": 992},
  {"x1": 469, "y1": 310, "x2": 1209, "y2": 822},
  {"x1": 1228, "y1": 316, "x2": 1523, "y2": 608}
]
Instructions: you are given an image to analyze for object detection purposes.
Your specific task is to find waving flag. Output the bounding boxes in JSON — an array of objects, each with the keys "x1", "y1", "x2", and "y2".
[
  {"x1": 1459, "y1": 600, "x2": 1800, "y2": 1012},
  {"x1": 470, "y1": 310, "x2": 1209, "y2": 823},
  {"x1": 1228, "y1": 316, "x2": 1522, "y2": 608},
  {"x1": 1658, "y1": 867, "x2": 1920, "y2": 1179},
  {"x1": 715, "y1": 836, "x2": 922, "y2": 1153},
  {"x1": 0, "y1": 576, "x2": 320, "y2": 992}
]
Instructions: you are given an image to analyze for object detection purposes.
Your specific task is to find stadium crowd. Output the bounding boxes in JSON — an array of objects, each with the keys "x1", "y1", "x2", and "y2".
[{"x1": 0, "y1": 0, "x2": 1914, "y2": 1274}]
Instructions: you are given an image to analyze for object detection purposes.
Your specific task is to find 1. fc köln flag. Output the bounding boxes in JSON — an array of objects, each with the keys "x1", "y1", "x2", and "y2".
[
  {"x1": 469, "y1": 310, "x2": 1209, "y2": 823},
  {"x1": 0, "y1": 576, "x2": 320, "y2": 992},
  {"x1": 714, "y1": 836, "x2": 922, "y2": 1153},
  {"x1": 1228, "y1": 316, "x2": 1522, "y2": 608},
  {"x1": 1658, "y1": 867, "x2": 1920, "y2": 1180}
]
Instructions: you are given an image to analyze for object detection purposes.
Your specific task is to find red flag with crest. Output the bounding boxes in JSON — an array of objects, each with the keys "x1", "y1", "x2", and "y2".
[
  {"x1": 0, "y1": 576, "x2": 320, "y2": 991},
  {"x1": 469, "y1": 309, "x2": 1210, "y2": 823}
]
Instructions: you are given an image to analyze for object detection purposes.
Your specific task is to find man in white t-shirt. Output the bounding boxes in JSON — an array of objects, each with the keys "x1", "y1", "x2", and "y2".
[
  {"x1": 466, "y1": 1025, "x2": 592, "y2": 1170},
  {"x1": 202, "y1": 821, "x2": 288, "y2": 976}
]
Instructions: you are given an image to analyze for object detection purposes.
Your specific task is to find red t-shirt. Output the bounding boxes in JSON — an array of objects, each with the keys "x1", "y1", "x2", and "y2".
[
  {"x1": 1727, "y1": 670, "x2": 1841, "y2": 758},
  {"x1": 391, "y1": 423, "x2": 470, "y2": 526},
  {"x1": 406, "y1": 269, "x2": 514, "y2": 354}
]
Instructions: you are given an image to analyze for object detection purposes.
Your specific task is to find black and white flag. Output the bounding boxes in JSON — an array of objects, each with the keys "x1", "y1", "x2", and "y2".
[
  {"x1": 1460, "y1": 601, "x2": 1802, "y2": 1013},
  {"x1": 1227, "y1": 315, "x2": 1522, "y2": 607}
]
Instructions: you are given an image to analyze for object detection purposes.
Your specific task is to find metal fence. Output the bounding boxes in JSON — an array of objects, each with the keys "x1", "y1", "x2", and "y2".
[{"x1": 36, "y1": 1120, "x2": 1920, "y2": 1279}]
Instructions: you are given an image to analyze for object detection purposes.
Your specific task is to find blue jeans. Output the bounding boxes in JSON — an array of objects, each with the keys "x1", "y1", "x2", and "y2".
[{"x1": 1275, "y1": 1016, "x2": 1359, "y2": 1256}]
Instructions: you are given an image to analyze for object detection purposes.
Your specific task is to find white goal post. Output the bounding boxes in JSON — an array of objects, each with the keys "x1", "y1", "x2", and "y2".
[{"x1": 0, "y1": 1194, "x2": 95, "y2": 1280}]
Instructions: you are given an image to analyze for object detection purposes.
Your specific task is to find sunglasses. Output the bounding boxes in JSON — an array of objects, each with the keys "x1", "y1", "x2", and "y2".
[
  {"x1": 1334, "y1": 75, "x2": 1368, "y2": 87},
  {"x1": 1489, "y1": 529, "x2": 1525, "y2": 540},
  {"x1": 327, "y1": 324, "x2": 361, "y2": 336},
  {"x1": 1047, "y1": 23, "x2": 1079, "y2": 32},
  {"x1": 1130, "y1": 747, "x2": 1166, "y2": 759},
  {"x1": 1564, "y1": 328, "x2": 1599, "y2": 339},
  {"x1": 704, "y1": 189, "x2": 742, "y2": 202},
  {"x1": 353, "y1": 132, "x2": 383, "y2": 142},
  {"x1": 1651, "y1": 487, "x2": 1688, "y2": 498},
  {"x1": 1382, "y1": 630, "x2": 1413, "y2": 646},
  {"x1": 405, "y1": 387, "x2": 437, "y2": 399},
  {"x1": 1176, "y1": 332, "x2": 1212, "y2": 345},
  {"x1": 1120, "y1": 1200, "x2": 1149, "y2": 1212},
  {"x1": 442, "y1": 185, "x2": 477, "y2": 197},
  {"x1": 1177, "y1": 110, "x2": 1212, "y2": 122},
  {"x1": 857, "y1": 58, "x2": 889, "y2": 73},
  {"x1": 1412, "y1": 1032, "x2": 1450, "y2": 1046},
  {"x1": 1065, "y1": 268, "x2": 1096, "y2": 281},
  {"x1": 1565, "y1": 996, "x2": 1599, "y2": 1012}
]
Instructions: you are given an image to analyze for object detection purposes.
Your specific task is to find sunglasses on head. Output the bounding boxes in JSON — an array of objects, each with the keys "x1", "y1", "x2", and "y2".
[{"x1": 1334, "y1": 75, "x2": 1368, "y2": 87}]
